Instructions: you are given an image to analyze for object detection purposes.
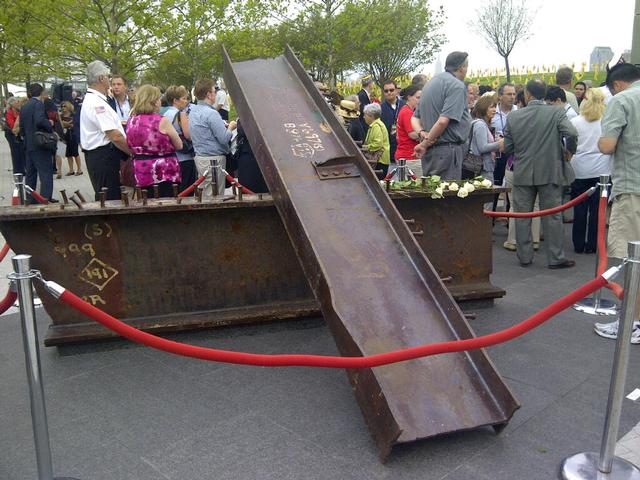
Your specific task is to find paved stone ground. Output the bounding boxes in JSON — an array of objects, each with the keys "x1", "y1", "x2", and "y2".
[{"x1": 1, "y1": 140, "x2": 639, "y2": 479}]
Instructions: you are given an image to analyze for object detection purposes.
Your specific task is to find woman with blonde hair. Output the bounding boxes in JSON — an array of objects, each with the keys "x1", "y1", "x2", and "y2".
[
  {"x1": 60, "y1": 101, "x2": 82, "y2": 175},
  {"x1": 126, "y1": 84, "x2": 183, "y2": 197},
  {"x1": 569, "y1": 87, "x2": 610, "y2": 253}
]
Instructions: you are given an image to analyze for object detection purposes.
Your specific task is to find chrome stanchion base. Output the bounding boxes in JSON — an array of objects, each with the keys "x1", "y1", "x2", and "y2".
[
  {"x1": 573, "y1": 298, "x2": 618, "y2": 316},
  {"x1": 560, "y1": 452, "x2": 640, "y2": 479}
]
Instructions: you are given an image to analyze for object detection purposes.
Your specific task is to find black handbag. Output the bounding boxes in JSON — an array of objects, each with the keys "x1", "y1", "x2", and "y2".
[
  {"x1": 462, "y1": 120, "x2": 483, "y2": 176},
  {"x1": 172, "y1": 110, "x2": 195, "y2": 156},
  {"x1": 34, "y1": 131, "x2": 58, "y2": 152}
]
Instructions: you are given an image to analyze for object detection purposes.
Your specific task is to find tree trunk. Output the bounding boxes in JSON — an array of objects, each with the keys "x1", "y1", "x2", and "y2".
[{"x1": 504, "y1": 55, "x2": 511, "y2": 82}]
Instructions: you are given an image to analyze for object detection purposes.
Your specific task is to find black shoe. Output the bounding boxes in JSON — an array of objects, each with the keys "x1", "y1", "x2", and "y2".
[
  {"x1": 585, "y1": 248, "x2": 596, "y2": 254},
  {"x1": 48, "y1": 198, "x2": 59, "y2": 203},
  {"x1": 549, "y1": 260, "x2": 575, "y2": 269},
  {"x1": 520, "y1": 261, "x2": 532, "y2": 267}
]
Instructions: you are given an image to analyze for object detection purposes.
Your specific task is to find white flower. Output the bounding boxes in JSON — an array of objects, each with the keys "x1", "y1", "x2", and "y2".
[
  {"x1": 448, "y1": 182, "x2": 459, "y2": 192},
  {"x1": 481, "y1": 179, "x2": 493, "y2": 188},
  {"x1": 463, "y1": 182, "x2": 475, "y2": 193},
  {"x1": 473, "y1": 180, "x2": 482, "y2": 187},
  {"x1": 457, "y1": 187, "x2": 469, "y2": 198},
  {"x1": 435, "y1": 187, "x2": 443, "y2": 196},
  {"x1": 440, "y1": 182, "x2": 449, "y2": 189}
]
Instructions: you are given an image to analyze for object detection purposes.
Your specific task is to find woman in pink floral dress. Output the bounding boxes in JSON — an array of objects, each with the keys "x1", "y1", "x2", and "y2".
[{"x1": 126, "y1": 85, "x2": 182, "y2": 197}]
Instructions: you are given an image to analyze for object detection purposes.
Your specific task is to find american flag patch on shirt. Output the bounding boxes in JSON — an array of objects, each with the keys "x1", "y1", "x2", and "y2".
[{"x1": 95, "y1": 106, "x2": 105, "y2": 113}]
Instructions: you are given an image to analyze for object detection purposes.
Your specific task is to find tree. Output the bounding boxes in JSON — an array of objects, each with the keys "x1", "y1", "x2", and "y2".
[
  {"x1": 345, "y1": 0, "x2": 445, "y2": 85},
  {"x1": 471, "y1": 0, "x2": 534, "y2": 81},
  {"x1": 277, "y1": 0, "x2": 352, "y2": 88}
]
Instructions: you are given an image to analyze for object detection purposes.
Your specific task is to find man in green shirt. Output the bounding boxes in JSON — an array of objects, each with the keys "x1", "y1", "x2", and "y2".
[{"x1": 594, "y1": 63, "x2": 640, "y2": 343}]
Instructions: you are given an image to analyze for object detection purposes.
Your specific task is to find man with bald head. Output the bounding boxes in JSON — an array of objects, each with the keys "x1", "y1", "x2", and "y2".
[
  {"x1": 411, "y1": 51, "x2": 471, "y2": 180},
  {"x1": 503, "y1": 79, "x2": 578, "y2": 269}
]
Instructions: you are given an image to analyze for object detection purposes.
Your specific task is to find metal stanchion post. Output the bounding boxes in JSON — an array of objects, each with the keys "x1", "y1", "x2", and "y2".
[
  {"x1": 574, "y1": 175, "x2": 618, "y2": 316},
  {"x1": 560, "y1": 241, "x2": 640, "y2": 480},
  {"x1": 8, "y1": 255, "x2": 80, "y2": 480},
  {"x1": 210, "y1": 158, "x2": 220, "y2": 197},
  {"x1": 14, "y1": 173, "x2": 26, "y2": 205},
  {"x1": 397, "y1": 158, "x2": 408, "y2": 182}
]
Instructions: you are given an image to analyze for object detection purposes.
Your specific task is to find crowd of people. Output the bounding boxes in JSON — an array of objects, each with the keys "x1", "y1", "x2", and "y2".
[
  {"x1": 329, "y1": 53, "x2": 639, "y2": 343},
  {"x1": 2, "y1": 60, "x2": 268, "y2": 205},
  {"x1": 2, "y1": 53, "x2": 639, "y2": 343}
]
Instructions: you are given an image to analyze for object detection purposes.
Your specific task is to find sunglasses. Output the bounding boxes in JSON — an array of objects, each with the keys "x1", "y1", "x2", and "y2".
[{"x1": 383, "y1": 89, "x2": 396, "y2": 93}]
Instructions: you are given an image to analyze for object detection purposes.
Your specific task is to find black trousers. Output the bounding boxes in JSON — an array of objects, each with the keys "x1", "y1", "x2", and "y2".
[
  {"x1": 571, "y1": 177, "x2": 599, "y2": 253},
  {"x1": 179, "y1": 159, "x2": 198, "y2": 195},
  {"x1": 5, "y1": 131, "x2": 26, "y2": 174},
  {"x1": 375, "y1": 162, "x2": 389, "y2": 180},
  {"x1": 84, "y1": 144, "x2": 122, "y2": 200},
  {"x1": 25, "y1": 148, "x2": 54, "y2": 201}
]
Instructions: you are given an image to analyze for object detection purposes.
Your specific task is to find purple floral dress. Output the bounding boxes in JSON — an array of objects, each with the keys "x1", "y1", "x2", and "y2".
[{"x1": 126, "y1": 113, "x2": 181, "y2": 188}]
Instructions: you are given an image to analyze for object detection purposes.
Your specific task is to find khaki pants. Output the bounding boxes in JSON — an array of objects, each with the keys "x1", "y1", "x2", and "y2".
[
  {"x1": 505, "y1": 169, "x2": 540, "y2": 245},
  {"x1": 608, "y1": 194, "x2": 640, "y2": 319},
  {"x1": 195, "y1": 154, "x2": 227, "y2": 196}
]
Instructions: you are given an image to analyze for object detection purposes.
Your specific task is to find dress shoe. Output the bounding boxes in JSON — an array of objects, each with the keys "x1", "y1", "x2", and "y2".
[
  {"x1": 48, "y1": 198, "x2": 59, "y2": 204},
  {"x1": 520, "y1": 261, "x2": 532, "y2": 267},
  {"x1": 549, "y1": 260, "x2": 575, "y2": 269}
]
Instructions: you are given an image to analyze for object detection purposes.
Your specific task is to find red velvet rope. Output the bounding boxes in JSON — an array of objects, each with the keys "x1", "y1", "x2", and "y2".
[
  {"x1": 56, "y1": 275, "x2": 606, "y2": 368},
  {"x1": 225, "y1": 174, "x2": 255, "y2": 195},
  {"x1": 178, "y1": 175, "x2": 207, "y2": 197},
  {"x1": 484, "y1": 189, "x2": 591, "y2": 218},
  {"x1": 29, "y1": 190, "x2": 49, "y2": 205},
  {"x1": 596, "y1": 194, "x2": 624, "y2": 300},
  {"x1": 0, "y1": 290, "x2": 17, "y2": 316},
  {"x1": 0, "y1": 244, "x2": 10, "y2": 263},
  {"x1": 11, "y1": 193, "x2": 20, "y2": 206}
]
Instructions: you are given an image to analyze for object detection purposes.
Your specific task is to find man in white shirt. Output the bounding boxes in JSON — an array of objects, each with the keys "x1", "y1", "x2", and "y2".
[
  {"x1": 108, "y1": 75, "x2": 131, "y2": 127},
  {"x1": 544, "y1": 86, "x2": 578, "y2": 119},
  {"x1": 215, "y1": 81, "x2": 230, "y2": 121},
  {"x1": 80, "y1": 60, "x2": 131, "y2": 200}
]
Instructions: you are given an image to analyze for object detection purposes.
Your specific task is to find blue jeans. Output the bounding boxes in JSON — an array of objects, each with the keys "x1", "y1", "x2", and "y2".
[
  {"x1": 25, "y1": 149, "x2": 54, "y2": 201},
  {"x1": 571, "y1": 177, "x2": 599, "y2": 253}
]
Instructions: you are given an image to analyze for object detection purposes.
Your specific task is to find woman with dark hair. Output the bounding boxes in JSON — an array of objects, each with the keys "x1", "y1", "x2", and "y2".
[
  {"x1": 394, "y1": 84, "x2": 421, "y2": 161},
  {"x1": 515, "y1": 90, "x2": 526, "y2": 109},
  {"x1": 574, "y1": 81, "x2": 587, "y2": 106},
  {"x1": 464, "y1": 94, "x2": 504, "y2": 181},
  {"x1": 44, "y1": 96, "x2": 65, "y2": 177}
]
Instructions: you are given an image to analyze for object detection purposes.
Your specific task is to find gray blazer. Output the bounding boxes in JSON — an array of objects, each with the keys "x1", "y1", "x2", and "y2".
[{"x1": 503, "y1": 100, "x2": 578, "y2": 186}]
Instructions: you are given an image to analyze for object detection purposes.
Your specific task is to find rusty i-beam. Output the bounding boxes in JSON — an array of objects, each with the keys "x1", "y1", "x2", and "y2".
[{"x1": 223, "y1": 47, "x2": 519, "y2": 459}]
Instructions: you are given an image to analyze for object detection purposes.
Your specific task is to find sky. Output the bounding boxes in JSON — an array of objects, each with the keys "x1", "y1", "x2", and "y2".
[{"x1": 422, "y1": 0, "x2": 635, "y2": 75}]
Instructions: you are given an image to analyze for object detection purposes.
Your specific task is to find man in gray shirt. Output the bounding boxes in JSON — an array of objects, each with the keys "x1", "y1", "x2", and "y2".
[
  {"x1": 593, "y1": 63, "x2": 640, "y2": 343},
  {"x1": 411, "y1": 51, "x2": 471, "y2": 180},
  {"x1": 503, "y1": 79, "x2": 578, "y2": 269}
]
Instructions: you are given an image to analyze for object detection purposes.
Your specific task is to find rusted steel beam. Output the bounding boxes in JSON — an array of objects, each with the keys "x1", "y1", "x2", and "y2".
[{"x1": 223, "y1": 46, "x2": 518, "y2": 459}]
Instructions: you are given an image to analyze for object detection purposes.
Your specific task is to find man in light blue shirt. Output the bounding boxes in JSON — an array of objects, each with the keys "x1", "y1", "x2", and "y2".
[{"x1": 190, "y1": 78, "x2": 236, "y2": 195}]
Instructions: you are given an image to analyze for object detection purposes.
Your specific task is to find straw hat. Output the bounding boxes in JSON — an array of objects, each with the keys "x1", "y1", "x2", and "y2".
[{"x1": 337, "y1": 100, "x2": 359, "y2": 119}]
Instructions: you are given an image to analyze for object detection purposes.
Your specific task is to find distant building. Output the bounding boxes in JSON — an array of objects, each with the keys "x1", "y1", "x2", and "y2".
[
  {"x1": 434, "y1": 56, "x2": 443, "y2": 75},
  {"x1": 590, "y1": 46, "x2": 614, "y2": 71}
]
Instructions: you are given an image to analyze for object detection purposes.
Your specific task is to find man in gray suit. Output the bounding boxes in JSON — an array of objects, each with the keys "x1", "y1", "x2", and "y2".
[{"x1": 503, "y1": 79, "x2": 578, "y2": 269}]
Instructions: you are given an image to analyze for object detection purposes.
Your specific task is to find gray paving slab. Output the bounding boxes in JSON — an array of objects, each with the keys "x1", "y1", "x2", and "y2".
[{"x1": 1, "y1": 136, "x2": 639, "y2": 479}]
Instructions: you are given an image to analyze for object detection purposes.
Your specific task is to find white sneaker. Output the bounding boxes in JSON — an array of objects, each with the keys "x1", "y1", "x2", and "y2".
[{"x1": 594, "y1": 320, "x2": 640, "y2": 343}]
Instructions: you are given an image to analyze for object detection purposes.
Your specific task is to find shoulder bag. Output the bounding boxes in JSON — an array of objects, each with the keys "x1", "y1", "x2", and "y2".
[
  {"x1": 462, "y1": 120, "x2": 483, "y2": 176},
  {"x1": 35, "y1": 131, "x2": 58, "y2": 152},
  {"x1": 172, "y1": 110, "x2": 195, "y2": 156}
]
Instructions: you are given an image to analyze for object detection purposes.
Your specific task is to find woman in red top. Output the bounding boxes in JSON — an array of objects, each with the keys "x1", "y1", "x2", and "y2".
[
  {"x1": 4, "y1": 97, "x2": 26, "y2": 174},
  {"x1": 394, "y1": 85, "x2": 422, "y2": 161}
]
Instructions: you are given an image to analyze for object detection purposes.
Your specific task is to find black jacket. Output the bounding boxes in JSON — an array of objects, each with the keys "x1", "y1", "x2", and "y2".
[
  {"x1": 357, "y1": 88, "x2": 371, "y2": 135},
  {"x1": 19, "y1": 97, "x2": 52, "y2": 153}
]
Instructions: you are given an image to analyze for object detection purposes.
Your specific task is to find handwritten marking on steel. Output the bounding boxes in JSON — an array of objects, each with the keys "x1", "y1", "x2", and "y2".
[
  {"x1": 284, "y1": 123, "x2": 325, "y2": 158},
  {"x1": 78, "y1": 258, "x2": 119, "y2": 291},
  {"x1": 83, "y1": 222, "x2": 113, "y2": 241}
]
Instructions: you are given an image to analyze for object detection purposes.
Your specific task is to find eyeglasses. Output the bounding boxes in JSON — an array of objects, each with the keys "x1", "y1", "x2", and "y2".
[{"x1": 383, "y1": 89, "x2": 395, "y2": 93}]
